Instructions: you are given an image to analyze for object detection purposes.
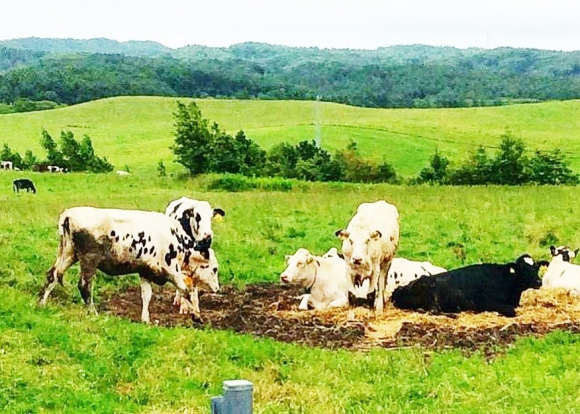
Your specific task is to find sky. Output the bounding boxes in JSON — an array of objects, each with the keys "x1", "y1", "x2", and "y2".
[{"x1": 1, "y1": 0, "x2": 579, "y2": 51}]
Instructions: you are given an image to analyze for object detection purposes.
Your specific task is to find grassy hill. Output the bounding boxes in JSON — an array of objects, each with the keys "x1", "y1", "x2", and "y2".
[{"x1": 1, "y1": 97, "x2": 580, "y2": 176}]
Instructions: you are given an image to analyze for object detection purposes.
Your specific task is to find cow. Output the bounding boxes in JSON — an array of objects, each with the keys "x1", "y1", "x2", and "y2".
[
  {"x1": 165, "y1": 197, "x2": 225, "y2": 252},
  {"x1": 116, "y1": 170, "x2": 131, "y2": 176},
  {"x1": 280, "y1": 247, "x2": 348, "y2": 310},
  {"x1": 173, "y1": 247, "x2": 219, "y2": 309},
  {"x1": 47, "y1": 165, "x2": 67, "y2": 173},
  {"x1": 386, "y1": 258, "x2": 447, "y2": 296},
  {"x1": 335, "y1": 200, "x2": 400, "y2": 313},
  {"x1": 541, "y1": 245, "x2": 580, "y2": 294},
  {"x1": 1, "y1": 160, "x2": 13, "y2": 170},
  {"x1": 13, "y1": 178, "x2": 36, "y2": 193},
  {"x1": 391, "y1": 254, "x2": 542, "y2": 317},
  {"x1": 38, "y1": 203, "x2": 219, "y2": 323}
]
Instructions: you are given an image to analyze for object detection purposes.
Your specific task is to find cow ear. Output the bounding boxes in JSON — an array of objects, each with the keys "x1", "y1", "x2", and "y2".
[
  {"x1": 213, "y1": 208, "x2": 226, "y2": 218},
  {"x1": 550, "y1": 245, "x2": 557, "y2": 256},
  {"x1": 574, "y1": 248, "x2": 579, "y2": 257},
  {"x1": 370, "y1": 230, "x2": 382, "y2": 240},
  {"x1": 335, "y1": 229, "x2": 348, "y2": 240}
]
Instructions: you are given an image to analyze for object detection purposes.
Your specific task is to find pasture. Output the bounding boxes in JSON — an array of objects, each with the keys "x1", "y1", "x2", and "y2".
[
  {"x1": 2, "y1": 97, "x2": 580, "y2": 176},
  {"x1": 2, "y1": 169, "x2": 580, "y2": 413}
]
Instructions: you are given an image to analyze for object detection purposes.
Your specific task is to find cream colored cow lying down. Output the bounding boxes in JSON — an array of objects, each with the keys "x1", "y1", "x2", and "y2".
[{"x1": 280, "y1": 247, "x2": 349, "y2": 310}]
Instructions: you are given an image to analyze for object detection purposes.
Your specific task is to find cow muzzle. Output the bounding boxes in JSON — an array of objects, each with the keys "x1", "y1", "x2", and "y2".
[
  {"x1": 350, "y1": 257, "x2": 363, "y2": 266},
  {"x1": 194, "y1": 236, "x2": 212, "y2": 252}
]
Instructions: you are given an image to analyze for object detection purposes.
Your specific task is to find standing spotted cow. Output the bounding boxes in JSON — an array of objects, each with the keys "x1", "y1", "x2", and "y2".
[
  {"x1": 335, "y1": 200, "x2": 400, "y2": 313},
  {"x1": 38, "y1": 203, "x2": 221, "y2": 323}
]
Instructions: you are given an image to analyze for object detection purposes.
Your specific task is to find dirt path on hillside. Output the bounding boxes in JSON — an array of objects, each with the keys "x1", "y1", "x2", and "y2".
[{"x1": 100, "y1": 284, "x2": 580, "y2": 355}]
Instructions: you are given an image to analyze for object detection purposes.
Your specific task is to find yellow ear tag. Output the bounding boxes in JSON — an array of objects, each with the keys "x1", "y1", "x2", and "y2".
[{"x1": 214, "y1": 215, "x2": 223, "y2": 222}]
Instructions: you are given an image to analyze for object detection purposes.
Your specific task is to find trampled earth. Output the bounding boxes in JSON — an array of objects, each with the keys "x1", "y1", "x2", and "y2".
[{"x1": 101, "y1": 284, "x2": 580, "y2": 354}]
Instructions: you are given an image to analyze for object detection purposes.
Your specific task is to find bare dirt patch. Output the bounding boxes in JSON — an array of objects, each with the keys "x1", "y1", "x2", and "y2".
[{"x1": 100, "y1": 284, "x2": 580, "y2": 353}]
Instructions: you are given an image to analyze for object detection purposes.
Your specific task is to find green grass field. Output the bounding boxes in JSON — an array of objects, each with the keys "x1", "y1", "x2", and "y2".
[
  {"x1": 2, "y1": 97, "x2": 580, "y2": 176},
  {"x1": 2, "y1": 98, "x2": 580, "y2": 413},
  {"x1": 1, "y1": 168, "x2": 580, "y2": 413}
]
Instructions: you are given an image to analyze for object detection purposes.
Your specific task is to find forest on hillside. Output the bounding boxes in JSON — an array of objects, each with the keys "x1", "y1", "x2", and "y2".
[{"x1": 1, "y1": 38, "x2": 580, "y2": 110}]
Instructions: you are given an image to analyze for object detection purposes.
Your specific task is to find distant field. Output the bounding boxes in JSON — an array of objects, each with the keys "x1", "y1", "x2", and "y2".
[{"x1": 1, "y1": 97, "x2": 580, "y2": 176}]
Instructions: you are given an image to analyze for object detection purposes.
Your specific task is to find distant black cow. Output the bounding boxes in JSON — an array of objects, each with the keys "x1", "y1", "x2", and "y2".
[
  {"x1": 391, "y1": 254, "x2": 542, "y2": 317},
  {"x1": 13, "y1": 179, "x2": 36, "y2": 194}
]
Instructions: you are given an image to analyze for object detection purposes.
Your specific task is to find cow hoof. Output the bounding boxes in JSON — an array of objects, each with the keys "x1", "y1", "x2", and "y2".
[{"x1": 191, "y1": 315, "x2": 204, "y2": 325}]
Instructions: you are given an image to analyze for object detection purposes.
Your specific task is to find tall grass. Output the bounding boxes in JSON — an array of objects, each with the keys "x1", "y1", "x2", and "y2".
[{"x1": 1, "y1": 170, "x2": 580, "y2": 412}]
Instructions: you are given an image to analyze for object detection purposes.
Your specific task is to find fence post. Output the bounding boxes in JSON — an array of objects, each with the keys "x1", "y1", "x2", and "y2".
[{"x1": 211, "y1": 379, "x2": 253, "y2": 414}]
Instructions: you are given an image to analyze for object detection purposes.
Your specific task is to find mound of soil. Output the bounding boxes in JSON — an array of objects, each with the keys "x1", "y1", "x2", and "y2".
[{"x1": 100, "y1": 284, "x2": 580, "y2": 353}]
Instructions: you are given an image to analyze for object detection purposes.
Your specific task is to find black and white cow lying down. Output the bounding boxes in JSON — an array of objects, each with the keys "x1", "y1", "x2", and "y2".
[
  {"x1": 39, "y1": 200, "x2": 225, "y2": 323},
  {"x1": 391, "y1": 254, "x2": 542, "y2": 317}
]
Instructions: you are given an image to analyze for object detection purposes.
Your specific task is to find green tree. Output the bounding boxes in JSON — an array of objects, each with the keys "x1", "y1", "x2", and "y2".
[
  {"x1": 415, "y1": 150, "x2": 450, "y2": 184},
  {"x1": 40, "y1": 129, "x2": 64, "y2": 166},
  {"x1": 171, "y1": 101, "x2": 215, "y2": 175}
]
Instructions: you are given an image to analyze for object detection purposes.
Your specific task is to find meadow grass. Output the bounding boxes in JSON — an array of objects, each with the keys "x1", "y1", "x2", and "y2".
[
  {"x1": 1, "y1": 170, "x2": 580, "y2": 413},
  {"x1": 2, "y1": 97, "x2": 580, "y2": 176}
]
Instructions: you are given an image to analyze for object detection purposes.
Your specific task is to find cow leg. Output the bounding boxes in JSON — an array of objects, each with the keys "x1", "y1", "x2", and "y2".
[
  {"x1": 478, "y1": 298, "x2": 517, "y2": 317},
  {"x1": 170, "y1": 273, "x2": 202, "y2": 322},
  {"x1": 139, "y1": 277, "x2": 153, "y2": 324},
  {"x1": 179, "y1": 287, "x2": 202, "y2": 323},
  {"x1": 298, "y1": 293, "x2": 311, "y2": 310},
  {"x1": 39, "y1": 240, "x2": 77, "y2": 306},
  {"x1": 77, "y1": 260, "x2": 98, "y2": 315}
]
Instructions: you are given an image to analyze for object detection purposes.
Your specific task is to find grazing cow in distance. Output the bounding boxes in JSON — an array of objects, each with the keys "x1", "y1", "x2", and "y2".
[
  {"x1": 13, "y1": 178, "x2": 36, "y2": 193},
  {"x1": 392, "y1": 254, "x2": 542, "y2": 317},
  {"x1": 38, "y1": 202, "x2": 219, "y2": 323},
  {"x1": 165, "y1": 197, "x2": 226, "y2": 252},
  {"x1": 280, "y1": 247, "x2": 349, "y2": 310},
  {"x1": 47, "y1": 165, "x2": 67, "y2": 173},
  {"x1": 1, "y1": 161, "x2": 13, "y2": 170},
  {"x1": 385, "y1": 258, "x2": 447, "y2": 296},
  {"x1": 335, "y1": 200, "x2": 400, "y2": 313},
  {"x1": 541, "y1": 245, "x2": 580, "y2": 295},
  {"x1": 116, "y1": 170, "x2": 131, "y2": 176}
]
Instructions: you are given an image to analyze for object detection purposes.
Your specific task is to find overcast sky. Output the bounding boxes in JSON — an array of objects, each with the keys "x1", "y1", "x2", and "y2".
[{"x1": 1, "y1": 0, "x2": 579, "y2": 51}]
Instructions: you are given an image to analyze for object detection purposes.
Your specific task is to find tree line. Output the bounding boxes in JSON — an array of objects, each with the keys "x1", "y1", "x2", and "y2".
[
  {"x1": 1, "y1": 43, "x2": 580, "y2": 110},
  {"x1": 1, "y1": 129, "x2": 113, "y2": 172},
  {"x1": 172, "y1": 102, "x2": 578, "y2": 186}
]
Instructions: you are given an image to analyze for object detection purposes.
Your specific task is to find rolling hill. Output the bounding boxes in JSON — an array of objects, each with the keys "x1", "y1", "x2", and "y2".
[{"x1": 1, "y1": 96, "x2": 580, "y2": 176}]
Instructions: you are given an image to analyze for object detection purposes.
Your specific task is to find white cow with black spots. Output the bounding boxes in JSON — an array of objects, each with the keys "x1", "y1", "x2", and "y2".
[
  {"x1": 541, "y1": 245, "x2": 580, "y2": 294},
  {"x1": 165, "y1": 197, "x2": 225, "y2": 252},
  {"x1": 386, "y1": 258, "x2": 447, "y2": 296},
  {"x1": 38, "y1": 202, "x2": 222, "y2": 323}
]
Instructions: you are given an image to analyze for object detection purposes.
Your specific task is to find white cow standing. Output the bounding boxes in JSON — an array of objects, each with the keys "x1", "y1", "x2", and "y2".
[
  {"x1": 280, "y1": 247, "x2": 348, "y2": 310},
  {"x1": 541, "y1": 245, "x2": 580, "y2": 294},
  {"x1": 335, "y1": 200, "x2": 400, "y2": 313},
  {"x1": 385, "y1": 258, "x2": 447, "y2": 296},
  {"x1": 1, "y1": 160, "x2": 13, "y2": 170},
  {"x1": 38, "y1": 204, "x2": 220, "y2": 323}
]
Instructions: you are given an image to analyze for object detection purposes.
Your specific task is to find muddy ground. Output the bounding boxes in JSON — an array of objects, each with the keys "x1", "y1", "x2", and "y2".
[{"x1": 100, "y1": 284, "x2": 580, "y2": 355}]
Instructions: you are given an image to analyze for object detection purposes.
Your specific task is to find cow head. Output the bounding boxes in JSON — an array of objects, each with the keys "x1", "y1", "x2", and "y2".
[
  {"x1": 549, "y1": 245, "x2": 579, "y2": 263},
  {"x1": 166, "y1": 197, "x2": 226, "y2": 250},
  {"x1": 280, "y1": 248, "x2": 316, "y2": 287},
  {"x1": 188, "y1": 248, "x2": 220, "y2": 293},
  {"x1": 335, "y1": 228, "x2": 381, "y2": 271},
  {"x1": 510, "y1": 254, "x2": 542, "y2": 290}
]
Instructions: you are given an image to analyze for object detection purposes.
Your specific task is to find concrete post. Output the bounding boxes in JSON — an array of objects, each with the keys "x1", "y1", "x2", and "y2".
[{"x1": 211, "y1": 380, "x2": 253, "y2": 414}]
